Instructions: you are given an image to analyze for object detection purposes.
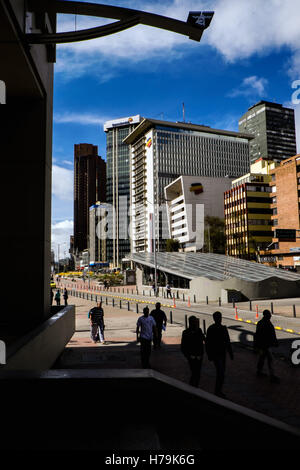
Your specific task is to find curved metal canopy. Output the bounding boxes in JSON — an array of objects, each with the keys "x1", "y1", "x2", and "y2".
[{"x1": 26, "y1": 0, "x2": 214, "y2": 44}]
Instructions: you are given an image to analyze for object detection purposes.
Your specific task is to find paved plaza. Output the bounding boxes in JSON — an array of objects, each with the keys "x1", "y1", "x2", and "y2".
[{"x1": 55, "y1": 291, "x2": 300, "y2": 430}]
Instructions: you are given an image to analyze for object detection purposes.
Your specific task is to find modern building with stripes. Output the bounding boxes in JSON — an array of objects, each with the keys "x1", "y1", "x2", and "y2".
[{"x1": 104, "y1": 115, "x2": 143, "y2": 266}]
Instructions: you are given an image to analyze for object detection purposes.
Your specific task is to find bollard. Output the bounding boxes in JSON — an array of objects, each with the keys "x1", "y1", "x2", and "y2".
[
  {"x1": 164, "y1": 292, "x2": 166, "y2": 298},
  {"x1": 112, "y1": 298, "x2": 115, "y2": 307},
  {"x1": 232, "y1": 300, "x2": 235, "y2": 308},
  {"x1": 132, "y1": 289, "x2": 133, "y2": 295},
  {"x1": 173, "y1": 294, "x2": 176, "y2": 308},
  {"x1": 183, "y1": 293, "x2": 185, "y2": 302},
  {"x1": 293, "y1": 304, "x2": 296, "y2": 318},
  {"x1": 206, "y1": 296, "x2": 208, "y2": 305},
  {"x1": 123, "y1": 288, "x2": 124, "y2": 294},
  {"x1": 177, "y1": 291, "x2": 179, "y2": 300},
  {"x1": 194, "y1": 294, "x2": 196, "y2": 303},
  {"x1": 218, "y1": 297, "x2": 221, "y2": 307},
  {"x1": 136, "y1": 303, "x2": 139, "y2": 314},
  {"x1": 128, "y1": 301, "x2": 130, "y2": 311},
  {"x1": 185, "y1": 314, "x2": 188, "y2": 329},
  {"x1": 143, "y1": 290, "x2": 145, "y2": 296},
  {"x1": 170, "y1": 310, "x2": 173, "y2": 324},
  {"x1": 120, "y1": 300, "x2": 122, "y2": 309},
  {"x1": 203, "y1": 319, "x2": 206, "y2": 336},
  {"x1": 149, "y1": 290, "x2": 151, "y2": 297},
  {"x1": 106, "y1": 297, "x2": 108, "y2": 305},
  {"x1": 249, "y1": 300, "x2": 252, "y2": 311},
  {"x1": 256, "y1": 305, "x2": 259, "y2": 319},
  {"x1": 235, "y1": 307, "x2": 238, "y2": 320}
]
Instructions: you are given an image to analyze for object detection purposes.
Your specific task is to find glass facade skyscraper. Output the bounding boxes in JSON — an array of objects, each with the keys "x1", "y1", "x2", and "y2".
[{"x1": 104, "y1": 115, "x2": 142, "y2": 266}]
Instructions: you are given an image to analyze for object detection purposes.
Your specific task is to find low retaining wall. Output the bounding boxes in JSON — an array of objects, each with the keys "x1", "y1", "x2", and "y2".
[{"x1": 2, "y1": 305, "x2": 75, "y2": 370}]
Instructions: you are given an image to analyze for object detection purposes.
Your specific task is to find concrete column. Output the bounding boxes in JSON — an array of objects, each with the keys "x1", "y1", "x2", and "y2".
[{"x1": 0, "y1": 1, "x2": 54, "y2": 334}]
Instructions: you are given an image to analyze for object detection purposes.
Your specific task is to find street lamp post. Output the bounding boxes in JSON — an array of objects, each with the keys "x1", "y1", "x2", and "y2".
[{"x1": 146, "y1": 199, "x2": 158, "y2": 296}]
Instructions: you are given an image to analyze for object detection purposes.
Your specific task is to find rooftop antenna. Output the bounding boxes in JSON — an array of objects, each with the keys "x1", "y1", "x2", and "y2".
[{"x1": 183, "y1": 102, "x2": 185, "y2": 122}]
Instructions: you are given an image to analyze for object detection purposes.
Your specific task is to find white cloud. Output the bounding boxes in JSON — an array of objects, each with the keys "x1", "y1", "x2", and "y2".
[
  {"x1": 204, "y1": 0, "x2": 300, "y2": 71},
  {"x1": 228, "y1": 76, "x2": 268, "y2": 98},
  {"x1": 54, "y1": 0, "x2": 300, "y2": 80},
  {"x1": 52, "y1": 164, "x2": 73, "y2": 201},
  {"x1": 54, "y1": 112, "x2": 108, "y2": 125},
  {"x1": 62, "y1": 160, "x2": 73, "y2": 166},
  {"x1": 51, "y1": 219, "x2": 73, "y2": 258}
]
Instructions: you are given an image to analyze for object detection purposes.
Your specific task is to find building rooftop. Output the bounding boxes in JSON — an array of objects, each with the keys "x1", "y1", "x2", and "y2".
[
  {"x1": 130, "y1": 252, "x2": 300, "y2": 282},
  {"x1": 248, "y1": 101, "x2": 291, "y2": 111},
  {"x1": 123, "y1": 118, "x2": 254, "y2": 145}
]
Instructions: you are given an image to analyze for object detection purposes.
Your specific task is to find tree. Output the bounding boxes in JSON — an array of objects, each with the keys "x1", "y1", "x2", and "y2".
[
  {"x1": 204, "y1": 216, "x2": 226, "y2": 254},
  {"x1": 166, "y1": 238, "x2": 180, "y2": 252}
]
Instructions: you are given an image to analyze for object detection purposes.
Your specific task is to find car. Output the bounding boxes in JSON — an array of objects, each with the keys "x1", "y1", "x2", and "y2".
[{"x1": 50, "y1": 282, "x2": 56, "y2": 288}]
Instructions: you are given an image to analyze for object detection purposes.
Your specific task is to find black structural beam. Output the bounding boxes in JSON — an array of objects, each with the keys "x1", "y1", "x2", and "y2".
[{"x1": 26, "y1": 0, "x2": 214, "y2": 44}]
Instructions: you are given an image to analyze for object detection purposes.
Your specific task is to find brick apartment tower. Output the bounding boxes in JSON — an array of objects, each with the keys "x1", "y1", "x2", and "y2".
[{"x1": 74, "y1": 144, "x2": 106, "y2": 254}]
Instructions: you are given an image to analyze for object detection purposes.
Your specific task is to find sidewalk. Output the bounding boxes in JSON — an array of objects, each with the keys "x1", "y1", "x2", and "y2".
[{"x1": 55, "y1": 296, "x2": 300, "y2": 430}]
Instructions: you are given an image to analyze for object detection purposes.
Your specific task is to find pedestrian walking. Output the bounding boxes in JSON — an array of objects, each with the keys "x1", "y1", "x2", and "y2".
[
  {"x1": 254, "y1": 309, "x2": 280, "y2": 383},
  {"x1": 205, "y1": 311, "x2": 233, "y2": 398},
  {"x1": 88, "y1": 302, "x2": 105, "y2": 344},
  {"x1": 136, "y1": 306, "x2": 157, "y2": 368},
  {"x1": 150, "y1": 302, "x2": 167, "y2": 348},
  {"x1": 63, "y1": 287, "x2": 68, "y2": 306},
  {"x1": 181, "y1": 316, "x2": 205, "y2": 387},
  {"x1": 55, "y1": 289, "x2": 61, "y2": 306},
  {"x1": 166, "y1": 283, "x2": 172, "y2": 299},
  {"x1": 50, "y1": 288, "x2": 54, "y2": 305}
]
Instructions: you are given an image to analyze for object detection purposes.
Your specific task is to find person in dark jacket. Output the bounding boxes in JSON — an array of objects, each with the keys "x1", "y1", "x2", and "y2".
[
  {"x1": 63, "y1": 287, "x2": 68, "y2": 306},
  {"x1": 55, "y1": 289, "x2": 61, "y2": 306},
  {"x1": 205, "y1": 311, "x2": 233, "y2": 398},
  {"x1": 181, "y1": 316, "x2": 205, "y2": 387},
  {"x1": 88, "y1": 302, "x2": 105, "y2": 344},
  {"x1": 254, "y1": 309, "x2": 279, "y2": 383},
  {"x1": 150, "y1": 302, "x2": 167, "y2": 348}
]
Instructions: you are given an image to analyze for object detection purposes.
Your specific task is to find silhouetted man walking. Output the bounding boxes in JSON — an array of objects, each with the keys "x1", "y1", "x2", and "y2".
[
  {"x1": 181, "y1": 316, "x2": 205, "y2": 387},
  {"x1": 254, "y1": 309, "x2": 279, "y2": 383},
  {"x1": 88, "y1": 302, "x2": 105, "y2": 344},
  {"x1": 205, "y1": 311, "x2": 233, "y2": 398},
  {"x1": 63, "y1": 287, "x2": 68, "y2": 306},
  {"x1": 136, "y1": 306, "x2": 157, "y2": 368},
  {"x1": 150, "y1": 302, "x2": 167, "y2": 348}
]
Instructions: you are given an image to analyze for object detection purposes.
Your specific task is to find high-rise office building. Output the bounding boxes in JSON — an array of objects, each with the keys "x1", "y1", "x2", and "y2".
[
  {"x1": 89, "y1": 201, "x2": 108, "y2": 265},
  {"x1": 124, "y1": 118, "x2": 253, "y2": 253},
  {"x1": 239, "y1": 101, "x2": 297, "y2": 163},
  {"x1": 73, "y1": 143, "x2": 106, "y2": 254},
  {"x1": 104, "y1": 115, "x2": 142, "y2": 266}
]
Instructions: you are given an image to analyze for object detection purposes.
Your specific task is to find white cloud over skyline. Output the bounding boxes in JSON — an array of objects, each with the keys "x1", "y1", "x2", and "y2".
[
  {"x1": 55, "y1": 0, "x2": 300, "y2": 80},
  {"x1": 228, "y1": 76, "x2": 268, "y2": 98},
  {"x1": 54, "y1": 112, "x2": 108, "y2": 125},
  {"x1": 51, "y1": 219, "x2": 73, "y2": 259},
  {"x1": 52, "y1": 164, "x2": 73, "y2": 201}
]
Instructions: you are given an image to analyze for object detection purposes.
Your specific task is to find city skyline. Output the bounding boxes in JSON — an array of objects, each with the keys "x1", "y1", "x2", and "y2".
[{"x1": 51, "y1": 0, "x2": 300, "y2": 249}]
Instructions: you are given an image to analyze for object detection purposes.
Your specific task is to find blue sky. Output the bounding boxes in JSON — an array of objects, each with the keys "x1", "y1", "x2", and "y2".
[{"x1": 51, "y1": 0, "x2": 300, "y2": 250}]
